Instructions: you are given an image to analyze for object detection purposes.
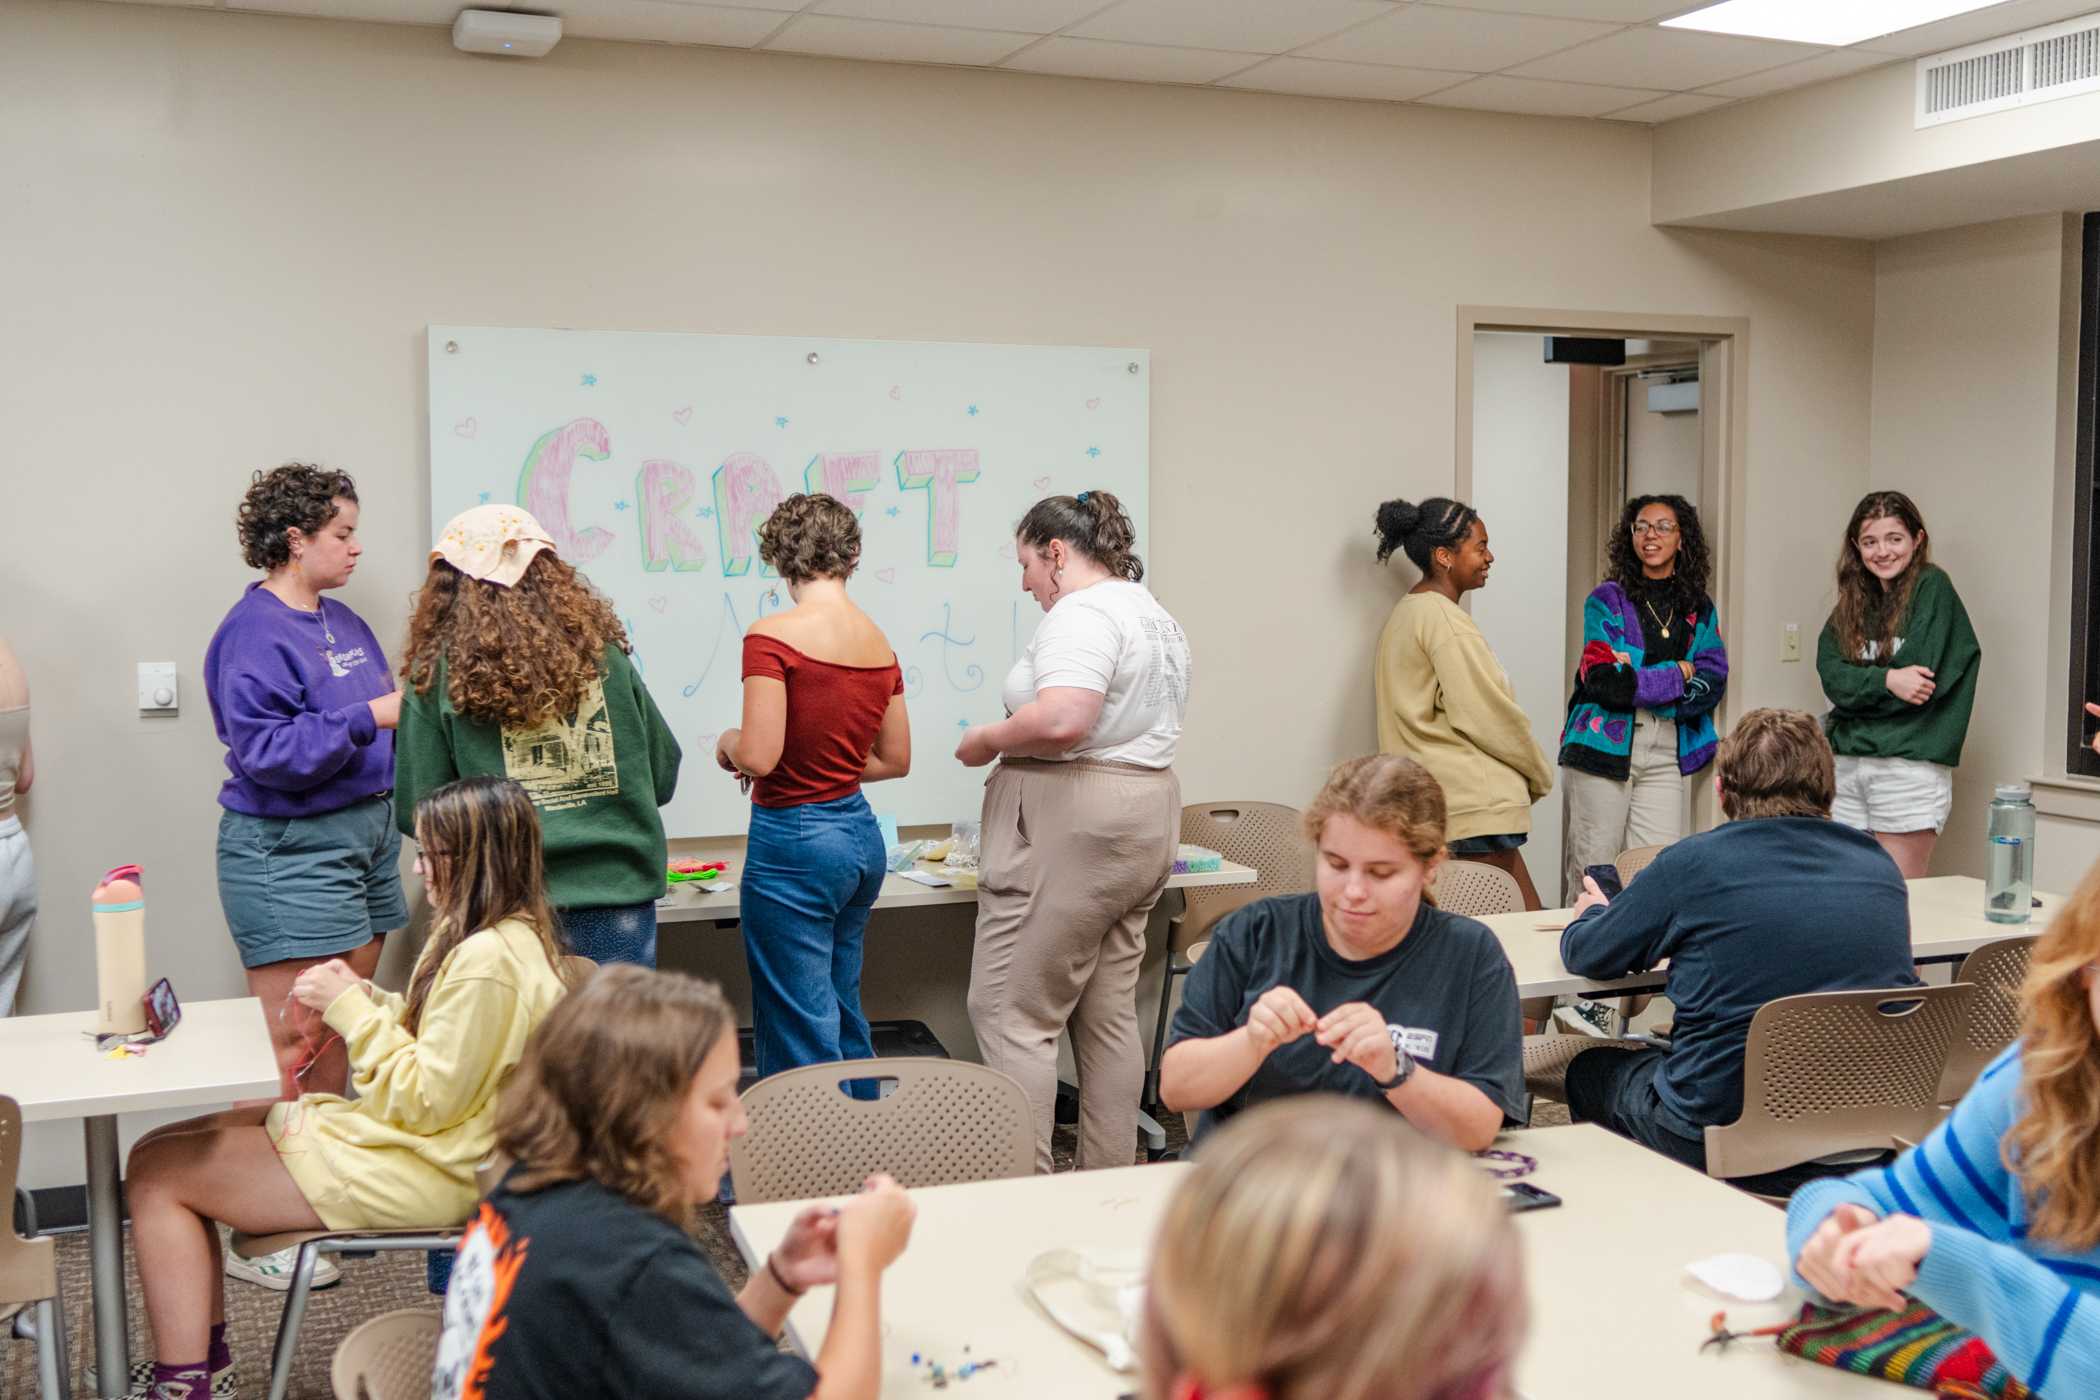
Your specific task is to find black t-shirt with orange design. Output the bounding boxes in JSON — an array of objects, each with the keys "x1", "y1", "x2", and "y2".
[{"x1": 432, "y1": 1172, "x2": 818, "y2": 1400}]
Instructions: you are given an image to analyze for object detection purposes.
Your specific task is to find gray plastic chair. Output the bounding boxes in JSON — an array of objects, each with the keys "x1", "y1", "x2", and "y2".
[{"x1": 1937, "y1": 935, "x2": 2036, "y2": 1103}]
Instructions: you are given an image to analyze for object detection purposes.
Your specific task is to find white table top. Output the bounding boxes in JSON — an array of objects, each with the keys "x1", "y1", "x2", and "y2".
[
  {"x1": 0, "y1": 996, "x2": 280, "y2": 1122},
  {"x1": 660, "y1": 858, "x2": 1258, "y2": 925},
  {"x1": 1512, "y1": 1123, "x2": 1866, "y2": 1399},
  {"x1": 731, "y1": 1163, "x2": 1185, "y2": 1397},
  {"x1": 1490, "y1": 874, "x2": 2061, "y2": 1000}
]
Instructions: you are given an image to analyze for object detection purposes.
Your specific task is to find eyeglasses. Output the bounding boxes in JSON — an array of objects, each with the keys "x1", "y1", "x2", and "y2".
[{"x1": 1630, "y1": 521, "x2": 1679, "y2": 538}]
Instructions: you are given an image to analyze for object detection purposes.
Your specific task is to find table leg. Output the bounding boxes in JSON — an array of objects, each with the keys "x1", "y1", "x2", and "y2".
[{"x1": 85, "y1": 1114, "x2": 127, "y2": 1399}]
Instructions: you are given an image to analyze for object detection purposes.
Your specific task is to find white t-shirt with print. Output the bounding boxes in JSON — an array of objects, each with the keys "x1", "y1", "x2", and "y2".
[{"x1": 1001, "y1": 579, "x2": 1190, "y2": 768}]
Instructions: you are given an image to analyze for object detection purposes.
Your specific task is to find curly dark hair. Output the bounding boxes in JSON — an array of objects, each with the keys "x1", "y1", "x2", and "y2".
[
  {"x1": 1606, "y1": 494, "x2": 1711, "y2": 616},
  {"x1": 399, "y1": 552, "x2": 630, "y2": 728},
  {"x1": 236, "y1": 464, "x2": 358, "y2": 571},
  {"x1": 1832, "y1": 490, "x2": 1932, "y2": 664},
  {"x1": 758, "y1": 493, "x2": 861, "y2": 583},
  {"x1": 1016, "y1": 491, "x2": 1143, "y2": 582}
]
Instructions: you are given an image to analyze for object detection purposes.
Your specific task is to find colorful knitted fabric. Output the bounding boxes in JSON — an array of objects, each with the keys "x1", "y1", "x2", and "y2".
[
  {"x1": 1557, "y1": 582, "x2": 1727, "y2": 782},
  {"x1": 1777, "y1": 1302, "x2": 2033, "y2": 1398}
]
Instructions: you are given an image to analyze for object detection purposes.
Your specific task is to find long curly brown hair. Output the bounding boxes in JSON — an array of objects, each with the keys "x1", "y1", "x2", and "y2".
[
  {"x1": 1831, "y1": 491, "x2": 1931, "y2": 664},
  {"x1": 2006, "y1": 862, "x2": 2100, "y2": 1249},
  {"x1": 1607, "y1": 494, "x2": 1711, "y2": 617},
  {"x1": 400, "y1": 552, "x2": 628, "y2": 728}
]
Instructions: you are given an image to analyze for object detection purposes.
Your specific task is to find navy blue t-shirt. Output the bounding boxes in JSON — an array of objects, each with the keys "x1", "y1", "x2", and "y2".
[
  {"x1": 1167, "y1": 893, "x2": 1526, "y2": 1141},
  {"x1": 1560, "y1": 816, "x2": 1917, "y2": 1140}
]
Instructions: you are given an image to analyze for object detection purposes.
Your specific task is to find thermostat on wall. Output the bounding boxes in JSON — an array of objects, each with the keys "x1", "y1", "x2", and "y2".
[
  {"x1": 453, "y1": 9, "x2": 562, "y2": 57},
  {"x1": 138, "y1": 662, "x2": 178, "y2": 714}
]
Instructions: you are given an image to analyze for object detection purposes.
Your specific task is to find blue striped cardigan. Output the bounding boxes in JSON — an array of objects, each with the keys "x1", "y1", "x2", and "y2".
[{"x1": 1786, "y1": 1045, "x2": 2100, "y2": 1397}]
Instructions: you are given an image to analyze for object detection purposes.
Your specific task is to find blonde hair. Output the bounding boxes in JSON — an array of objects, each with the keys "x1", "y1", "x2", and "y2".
[
  {"x1": 1715, "y1": 708, "x2": 1835, "y2": 821},
  {"x1": 1142, "y1": 1097, "x2": 1525, "y2": 1400},
  {"x1": 495, "y1": 965, "x2": 736, "y2": 1222},
  {"x1": 2007, "y1": 862, "x2": 2100, "y2": 1248},
  {"x1": 1302, "y1": 754, "x2": 1447, "y2": 863}
]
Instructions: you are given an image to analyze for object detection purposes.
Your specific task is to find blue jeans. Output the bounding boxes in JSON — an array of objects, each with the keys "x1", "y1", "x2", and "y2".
[
  {"x1": 741, "y1": 793, "x2": 885, "y2": 1081},
  {"x1": 559, "y1": 901, "x2": 659, "y2": 968}
]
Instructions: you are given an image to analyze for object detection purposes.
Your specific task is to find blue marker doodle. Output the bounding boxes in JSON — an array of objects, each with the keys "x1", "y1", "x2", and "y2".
[
  {"x1": 623, "y1": 616, "x2": 642, "y2": 674},
  {"x1": 919, "y1": 604, "x2": 984, "y2": 693},
  {"x1": 902, "y1": 664, "x2": 925, "y2": 701},
  {"x1": 775, "y1": 416, "x2": 789, "y2": 428},
  {"x1": 884, "y1": 506, "x2": 901, "y2": 518},
  {"x1": 477, "y1": 491, "x2": 492, "y2": 504},
  {"x1": 695, "y1": 505, "x2": 715, "y2": 519},
  {"x1": 582, "y1": 374, "x2": 598, "y2": 387},
  {"x1": 756, "y1": 587, "x2": 785, "y2": 619},
  {"x1": 967, "y1": 405, "x2": 979, "y2": 417},
  {"x1": 1086, "y1": 446, "x2": 1101, "y2": 458},
  {"x1": 613, "y1": 499, "x2": 631, "y2": 512},
  {"x1": 680, "y1": 595, "x2": 748, "y2": 698}
]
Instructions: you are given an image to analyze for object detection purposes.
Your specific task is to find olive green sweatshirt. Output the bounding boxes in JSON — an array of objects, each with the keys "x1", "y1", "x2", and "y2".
[
  {"x1": 395, "y1": 646, "x2": 682, "y2": 909},
  {"x1": 1816, "y1": 564, "x2": 1981, "y2": 768}
]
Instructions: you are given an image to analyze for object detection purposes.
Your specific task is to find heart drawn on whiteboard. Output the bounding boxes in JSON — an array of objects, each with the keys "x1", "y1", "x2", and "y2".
[
  {"x1": 453, "y1": 418, "x2": 477, "y2": 439},
  {"x1": 1032, "y1": 475, "x2": 1052, "y2": 491},
  {"x1": 875, "y1": 568, "x2": 897, "y2": 584},
  {"x1": 698, "y1": 732, "x2": 718, "y2": 753},
  {"x1": 672, "y1": 406, "x2": 692, "y2": 425},
  {"x1": 997, "y1": 542, "x2": 1015, "y2": 560},
  {"x1": 1085, "y1": 398, "x2": 1101, "y2": 410},
  {"x1": 889, "y1": 385, "x2": 903, "y2": 401},
  {"x1": 648, "y1": 595, "x2": 670, "y2": 614}
]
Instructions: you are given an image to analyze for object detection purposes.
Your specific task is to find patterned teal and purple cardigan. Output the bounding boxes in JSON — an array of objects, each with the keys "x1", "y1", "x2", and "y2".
[{"x1": 1558, "y1": 582, "x2": 1728, "y2": 782}]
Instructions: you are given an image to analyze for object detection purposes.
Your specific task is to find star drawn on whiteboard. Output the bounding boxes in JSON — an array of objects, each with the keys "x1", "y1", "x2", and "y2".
[
  {"x1": 1086, "y1": 446, "x2": 1102, "y2": 458},
  {"x1": 775, "y1": 416, "x2": 789, "y2": 428},
  {"x1": 613, "y1": 500, "x2": 631, "y2": 512},
  {"x1": 695, "y1": 506, "x2": 715, "y2": 519},
  {"x1": 967, "y1": 405, "x2": 979, "y2": 416},
  {"x1": 885, "y1": 506, "x2": 901, "y2": 518},
  {"x1": 958, "y1": 717, "x2": 970, "y2": 729},
  {"x1": 477, "y1": 491, "x2": 492, "y2": 504},
  {"x1": 581, "y1": 374, "x2": 598, "y2": 387}
]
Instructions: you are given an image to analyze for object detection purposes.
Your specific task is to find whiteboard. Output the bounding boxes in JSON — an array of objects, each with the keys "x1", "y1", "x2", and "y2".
[{"x1": 427, "y1": 325, "x2": 1150, "y2": 837}]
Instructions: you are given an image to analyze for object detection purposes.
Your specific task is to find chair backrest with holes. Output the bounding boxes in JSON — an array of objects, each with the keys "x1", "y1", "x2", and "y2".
[
  {"x1": 1938, "y1": 936, "x2": 2037, "y2": 1102},
  {"x1": 1614, "y1": 844, "x2": 1666, "y2": 887},
  {"x1": 728, "y1": 1058, "x2": 1034, "y2": 1204},
  {"x1": 1432, "y1": 860, "x2": 1524, "y2": 920},
  {"x1": 0, "y1": 1096, "x2": 56, "y2": 1309},
  {"x1": 1175, "y1": 802, "x2": 1313, "y2": 951},
  {"x1": 330, "y1": 1308, "x2": 441, "y2": 1400},
  {"x1": 1704, "y1": 983, "x2": 1976, "y2": 1181}
]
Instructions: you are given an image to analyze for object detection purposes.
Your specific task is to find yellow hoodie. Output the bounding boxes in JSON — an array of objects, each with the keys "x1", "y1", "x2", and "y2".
[
  {"x1": 1375, "y1": 592, "x2": 1553, "y2": 843},
  {"x1": 266, "y1": 917, "x2": 569, "y2": 1231}
]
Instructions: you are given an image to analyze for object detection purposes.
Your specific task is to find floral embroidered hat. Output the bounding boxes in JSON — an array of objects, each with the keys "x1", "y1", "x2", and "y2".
[{"x1": 433, "y1": 503, "x2": 556, "y2": 588}]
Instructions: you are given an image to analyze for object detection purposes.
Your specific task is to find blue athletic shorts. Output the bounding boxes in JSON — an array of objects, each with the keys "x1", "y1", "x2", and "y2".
[{"x1": 216, "y1": 795, "x2": 407, "y2": 968}]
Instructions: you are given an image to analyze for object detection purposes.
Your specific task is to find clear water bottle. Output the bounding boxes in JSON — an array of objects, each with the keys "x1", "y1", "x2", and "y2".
[{"x1": 1985, "y1": 783, "x2": 2036, "y2": 925}]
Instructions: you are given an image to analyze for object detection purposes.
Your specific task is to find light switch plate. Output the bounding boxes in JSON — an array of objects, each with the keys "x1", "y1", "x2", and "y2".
[
  {"x1": 1781, "y1": 623, "x2": 1801, "y2": 663},
  {"x1": 138, "y1": 662, "x2": 179, "y2": 712}
]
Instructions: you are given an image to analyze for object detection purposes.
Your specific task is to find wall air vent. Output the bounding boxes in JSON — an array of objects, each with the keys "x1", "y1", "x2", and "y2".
[{"x1": 1917, "y1": 10, "x2": 2100, "y2": 127}]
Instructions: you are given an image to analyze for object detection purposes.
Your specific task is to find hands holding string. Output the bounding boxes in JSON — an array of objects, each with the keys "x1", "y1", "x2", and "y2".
[
  {"x1": 1795, "y1": 1204, "x2": 1933, "y2": 1313},
  {"x1": 1244, "y1": 987, "x2": 1399, "y2": 1085}
]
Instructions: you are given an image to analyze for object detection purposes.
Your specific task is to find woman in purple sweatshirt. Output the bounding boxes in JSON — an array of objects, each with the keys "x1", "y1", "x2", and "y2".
[{"x1": 204, "y1": 466, "x2": 403, "y2": 1128}]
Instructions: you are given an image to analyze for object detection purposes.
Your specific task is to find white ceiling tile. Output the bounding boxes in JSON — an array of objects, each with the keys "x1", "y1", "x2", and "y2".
[
  {"x1": 1862, "y1": 0, "x2": 2100, "y2": 56},
  {"x1": 1068, "y1": 0, "x2": 1402, "y2": 55},
  {"x1": 1418, "y1": 73, "x2": 1668, "y2": 113},
  {"x1": 764, "y1": 14, "x2": 1037, "y2": 63},
  {"x1": 228, "y1": 0, "x2": 460, "y2": 20},
  {"x1": 1000, "y1": 36, "x2": 1261, "y2": 82},
  {"x1": 1299, "y1": 7, "x2": 1622, "y2": 71},
  {"x1": 1216, "y1": 56, "x2": 1473, "y2": 99},
  {"x1": 1418, "y1": 0, "x2": 1704, "y2": 19},
  {"x1": 1696, "y1": 46, "x2": 1896, "y2": 97},
  {"x1": 1601, "y1": 90, "x2": 1734, "y2": 121},
  {"x1": 1510, "y1": 25, "x2": 1826, "y2": 88},
  {"x1": 563, "y1": 1, "x2": 791, "y2": 46},
  {"x1": 811, "y1": 0, "x2": 1106, "y2": 32}
]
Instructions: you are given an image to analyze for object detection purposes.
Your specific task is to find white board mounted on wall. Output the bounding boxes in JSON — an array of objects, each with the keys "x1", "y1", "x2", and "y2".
[{"x1": 427, "y1": 325, "x2": 1150, "y2": 837}]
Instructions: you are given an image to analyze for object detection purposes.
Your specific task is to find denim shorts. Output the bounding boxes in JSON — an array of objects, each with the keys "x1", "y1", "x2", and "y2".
[{"x1": 216, "y1": 795, "x2": 408, "y2": 968}]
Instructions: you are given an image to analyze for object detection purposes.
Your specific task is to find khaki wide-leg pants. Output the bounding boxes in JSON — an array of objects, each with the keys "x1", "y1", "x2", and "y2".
[{"x1": 968, "y1": 757, "x2": 1180, "y2": 1173}]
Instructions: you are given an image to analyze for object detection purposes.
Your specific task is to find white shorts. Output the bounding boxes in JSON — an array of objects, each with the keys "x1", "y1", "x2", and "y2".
[{"x1": 1832, "y1": 755, "x2": 1954, "y2": 835}]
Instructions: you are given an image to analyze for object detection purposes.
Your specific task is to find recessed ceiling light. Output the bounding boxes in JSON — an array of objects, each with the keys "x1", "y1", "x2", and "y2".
[{"x1": 1662, "y1": 0, "x2": 2016, "y2": 48}]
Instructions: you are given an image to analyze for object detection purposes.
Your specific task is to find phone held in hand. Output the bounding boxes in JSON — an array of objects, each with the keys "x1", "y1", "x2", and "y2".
[{"x1": 1582, "y1": 864, "x2": 1625, "y2": 900}]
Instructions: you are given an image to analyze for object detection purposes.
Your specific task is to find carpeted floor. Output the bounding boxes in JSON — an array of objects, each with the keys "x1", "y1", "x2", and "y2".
[{"x1": 6, "y1": 1104, "x2": 1576, "y2": 1398}]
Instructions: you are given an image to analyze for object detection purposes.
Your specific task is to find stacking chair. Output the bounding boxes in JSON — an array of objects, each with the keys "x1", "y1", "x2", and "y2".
[
  {"x1": 730, "y1": 1057, "x2": 1034, "y2": 1203},
  {"x1": 331, "y1": 1308, "x2": 441, "y2": 1400},
  {"x1": 1144, "y1": 802, "x2": 1314, "y2": 1118},
  {"x1": 1936, "y1": 935, "x2": 2036, "y2": 1103},
  {"x1": 1, "y1": 1097, "x2": 69, "y2": 1400},
  {"x1": 1523, "y1": 843, "x2": 1675, "y2": 1103},
  {"x1": 1705, "y1": 983, "x2": 1976, "y2": 1198}
]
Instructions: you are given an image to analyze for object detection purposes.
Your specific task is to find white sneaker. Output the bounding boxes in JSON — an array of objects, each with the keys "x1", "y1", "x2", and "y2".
[
  {"x1": 224, "y1": 1244, "x2": 340, "y2": 1291},
  {"x1": 1553, "y1": 1000, "x2": 1619, "y2": 1039},
  {"x1": 81, "y1": 1357, "x2": 236, "y2": 1399}
]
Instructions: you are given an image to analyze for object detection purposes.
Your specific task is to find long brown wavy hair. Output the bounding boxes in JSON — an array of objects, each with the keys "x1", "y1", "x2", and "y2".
[
  {"x1": 2006, "y1": 862, "x2": 2100, "y2": 1249},
  {"x1": 406, "y1": 776, "x2": 570, "y2": 1036},
  {"x1": 1831, "y1": 491, "x2": 1932, "y2": 664},
  {"x1": 494, "y1": 965, "x2": 735, "y2": 1222},
  {"x1": 400, "y1": 552, "x2": 628, "y2": 728}
]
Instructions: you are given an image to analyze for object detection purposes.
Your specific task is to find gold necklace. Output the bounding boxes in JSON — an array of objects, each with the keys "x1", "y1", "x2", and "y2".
[{"x1": 1643, "y1": 596, "x2": 1675, "y2": 641}]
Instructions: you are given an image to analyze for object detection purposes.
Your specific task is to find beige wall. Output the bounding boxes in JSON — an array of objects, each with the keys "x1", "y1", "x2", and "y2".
[
  {"x1": 1, "y1": 0, "x2": 1880, "y2": 1177},
  {"x1": 1867, "y1": 213, "x2": 2098, "y2": 888}
]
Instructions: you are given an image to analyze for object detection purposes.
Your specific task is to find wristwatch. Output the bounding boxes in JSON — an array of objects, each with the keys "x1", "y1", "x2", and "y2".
[{"x1": 1371, "y1": 1048, "x2": 1416, "y2": 1094}]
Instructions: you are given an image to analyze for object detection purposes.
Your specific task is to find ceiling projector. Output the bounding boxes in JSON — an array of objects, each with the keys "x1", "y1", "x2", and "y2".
[{"x1": 453, "y1": 9, "x2": 562, "y2": 57}]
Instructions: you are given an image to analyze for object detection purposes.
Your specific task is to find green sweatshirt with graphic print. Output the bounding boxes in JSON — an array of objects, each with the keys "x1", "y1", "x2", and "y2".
[
  {"x1": 394, "y1": 645, "x2": 682, "y2": 909},
  {"x1": 1815, "y1": 564, "x2": 1980, "y2": 768}
]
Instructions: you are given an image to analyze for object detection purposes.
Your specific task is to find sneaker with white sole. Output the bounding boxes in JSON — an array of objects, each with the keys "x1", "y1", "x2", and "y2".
[
  {"x1": 1552, "y1": 999, "x2": 1619, "y2": 1039},
  {"x1": 81, "y1": 1357, "x2": 235, "y2": 1399},
  {"x1": 224, "y1": 1244, "x2": 340, "y2": 1291}
]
